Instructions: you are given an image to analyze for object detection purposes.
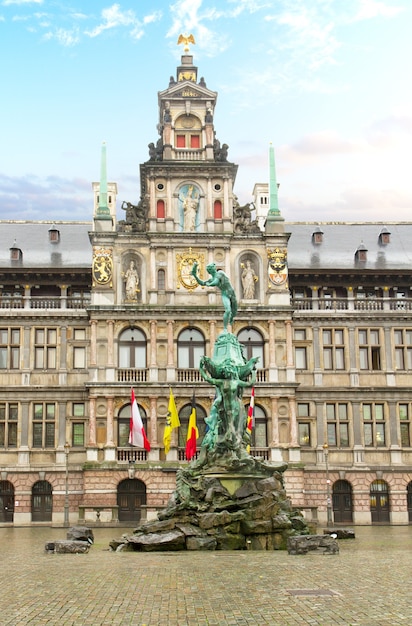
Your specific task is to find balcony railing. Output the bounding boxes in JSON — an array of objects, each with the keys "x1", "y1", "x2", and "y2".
[
  {"x1": 177, "y1": 369, "x2": 203, "y2": 383},
  {"x1": 117, "y1": 449, "x2": 148, "y2": 462},
  {"x1": 177, "y1": 447, "x2": 269, "y2": 461},
  {"x1": 0, "y1": 295, "x2": 91, "y2": 310},
  {"x1": 292, "y1": 296, "x2": 412, "y2": 312},
  {"x1": 117, "y1": 369, "x2": 148, "y2": 383}
]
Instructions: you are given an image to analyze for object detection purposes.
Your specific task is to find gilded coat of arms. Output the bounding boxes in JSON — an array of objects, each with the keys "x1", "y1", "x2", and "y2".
[
  {"x1": 92, "y1": 248, "x2": 113, "y2": 286},
  {"x1": 268, "y1": 248, "x2": 288, "y2": 286},
  {"x1": 177, "y1": 248, "x2": 204, "y2": 290}
]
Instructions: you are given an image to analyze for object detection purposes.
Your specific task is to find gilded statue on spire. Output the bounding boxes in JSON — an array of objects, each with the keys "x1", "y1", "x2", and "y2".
[{"x1": 177, "y1": 33, "x2": 196, "y2": 53}]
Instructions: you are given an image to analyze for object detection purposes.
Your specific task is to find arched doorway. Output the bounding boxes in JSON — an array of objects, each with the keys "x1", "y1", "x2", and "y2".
[
  {"x1": 0, "y1": 480, "x2": 14, "y2": 523},
  {"x1": 117, "y1": 479, "x2": 146, "y2": 523},
  {"x1": 332, "y1": 480, "x2": 353, "y2": 523},
  {"x1": 407, "y1": 482, "x2": 412, "y2": 523},
  {"x1": 370, "y1": 479, "x2": 390, "y2": 524},
  {"x1": 32, "y1": 481, "x2": 52, "y2": 522}
]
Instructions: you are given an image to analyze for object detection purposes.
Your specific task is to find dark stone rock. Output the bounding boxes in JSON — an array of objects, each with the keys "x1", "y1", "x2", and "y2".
[
  {"x1": 66, "y1": 526, "x2": 94, "y2": 544},
  {"x1": 241, "y1": 519, "x2": 273, "y2": 535},
  {"x1": 140, "y1": 519, "x2": 176, "y2": 534},
  {"x1": 175, "y1": 522, "x2": 204, "y2": 537},
  {"x1": 287, "y1": 534, "x2": 339, "y2": 555},
  {"x1": 234, "y1": 481, "x2": 259, "y2": 499},
  {"x1": 198, "y1": 511, "x2": 232, "y2": 530},
  {"x1": 127, "y1": 529, "x2": 186, "y2": 552},
  {"x1": 45, "y1": 540, "x2": 90, "y2": 554},
  {"x1": 187, "y1": 536, "x2": 217, "y2": 551},
  {"x1": 215, "y1": 532, "x2": 246, "y2": 550},
  {"x1": 324, "y1": 528, "x2": 356, "y2": 539}
]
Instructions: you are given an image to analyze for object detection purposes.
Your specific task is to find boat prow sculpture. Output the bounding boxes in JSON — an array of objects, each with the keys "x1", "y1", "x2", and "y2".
[{"x1": 111, "y1": 263, "x2": 309, "y2": 552}]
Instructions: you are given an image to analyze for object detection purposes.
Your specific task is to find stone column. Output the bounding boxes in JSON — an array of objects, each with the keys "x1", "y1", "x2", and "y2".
[
  {"x1": 104, "y1": 396, "x2": 116, "y2": 461},
  {"x1": 18, "y1": 401, "x2": 30, "y2": 466},
  {"x1": 288, "y1": 396, "x2": 301, "y2": 462},
  {"x1": 107, "y1": 320, "x2": 114, "y2": 367},
  {"x1": 148, "y1": 396, "x2": 160, "y2": 461},
  {"x1": 149, "y1": 320, "x2": 158, "y2": 382},
  {"x1": 166, "y1": 319, "x2": 175, "y2": 382},
  {"x1": 87, "y1": 397, "x2": 98, "y2": 462},
  {"x1": 269, "y1": 397, "x2": 283, "y2": 462},
  {"x1": 268, "y1": 320, "x2": 277, "y2": 383},
  {"x1": 209, "y1": 320, "x2": 216, "y2": 355},
  {"x1": 90, "y1": 321, "x2": 97, "y2": 366}
]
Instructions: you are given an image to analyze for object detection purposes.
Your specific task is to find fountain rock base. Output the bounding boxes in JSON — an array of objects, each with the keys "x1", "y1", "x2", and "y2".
[{"x1": 110, "y1": 458, "x2": 309, "y2": 552}]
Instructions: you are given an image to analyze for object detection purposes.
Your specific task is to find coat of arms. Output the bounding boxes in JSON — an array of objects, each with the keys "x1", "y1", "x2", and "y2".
[
  {"x1": 177, "y1": 248, "x2": 204, "y2": 290},
  {"x1": 268, "y1": 248, "x2": 288, "y2": 286}
]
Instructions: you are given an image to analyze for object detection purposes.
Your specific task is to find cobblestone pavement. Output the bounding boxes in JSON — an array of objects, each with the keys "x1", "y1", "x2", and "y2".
[{"x1": 1, "y1": 525, "x2": 411, "y2": 626}]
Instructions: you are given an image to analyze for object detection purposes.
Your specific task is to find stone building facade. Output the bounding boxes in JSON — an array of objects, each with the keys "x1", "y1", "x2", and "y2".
[{"x1": 0, "y1": 50, "x2": 411, "y2": 526}]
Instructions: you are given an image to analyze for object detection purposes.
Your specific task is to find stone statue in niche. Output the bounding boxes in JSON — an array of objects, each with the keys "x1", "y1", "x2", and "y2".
[
  {"x1": 233, "y1": 200, "x2": 261, "y2": 234},
  {"x1": 241, "y1": 259, "x2": 258, "y2": 299},
  {"x1": 123, "y1": 259, "x2": 140, "y2": 301},
  {"x1": 179, "y1": 184, "x2": 200, "y2": 231}
]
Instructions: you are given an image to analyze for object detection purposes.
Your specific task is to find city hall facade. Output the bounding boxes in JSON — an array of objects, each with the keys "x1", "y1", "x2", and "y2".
[{"x1": 1, "y1": 50, "x2": 412, "y2": 527}]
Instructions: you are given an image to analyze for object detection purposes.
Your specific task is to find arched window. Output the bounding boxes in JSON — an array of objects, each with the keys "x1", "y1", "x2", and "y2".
[
  {"x1": 213, "y1": 200, "x2": 222, "y2": 220},
  {"x1": 238, "y1": 328, "x2": 264, "y2": 367},
  {"x1": 177, "y1": 328, "x2": 205, "y2": 369},
  {"x1": 178, "y1": 402, "x2": 207, "y2": 448},
  {"x1": 118, "y1": 403, "x2": 148, "y2": 448},
  {"x1": 158, "y1": 269, "x2": 166, "y2": 291},
  {"x1": 118, "y1": 328, "x2": 147, "y2": 369},
  {"x1": 245, "y1": 403, "x2": 268, "y2": 448},
  {"x1": 32, "y1": 480, "x2": 52, "y2": 522},
  {"x1": 157, "y1": 200, "x2": 165, "y2": 219}
]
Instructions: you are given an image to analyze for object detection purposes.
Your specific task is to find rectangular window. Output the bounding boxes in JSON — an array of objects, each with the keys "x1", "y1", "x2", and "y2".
[
  {"x1": 32, "y1": 403, "x2": 56, "y2": 448},
  {"x1": 294, "y1": 329, "x2": 306, "y2": 340},
  {"x1": 322, "y1": 329, "x2": 346, "y2": 369},
  {"x1": 0, "y1": 328, "x2": 20, "y2": 370},
  {"x1": 176, "y1": 135, "x2": 185, "y2": 147},
  {"x1": 297, "y1": 403, "x2": 310, "y2": 417},
  {"x1": 72, "y1": 423, "x2": 85, "y2": 447},
  {"x1": 399, "y1": 404, "x2": 411, "y2": 446},
  {"x1": 298, "y1": 423, "x2": 311, "y2": 446},
  {"x1": 34, "y1": 328, "x2": 57, "y2": 369},
  {"x1": 190, "y1": 135, "x2": 200, "y2": 148},
  {"x1": 363, "y1": 403, "x2": 385, "y2": 447},
  {"x1": 326, "y1": 403, "x2": 349, "y2": 447},
  {"x1": 74, "y1": 328, "x2": 86, "y2": 341},
  {"x1": 295, "y1": 347, "x2": 307, "y2": 369},
  {"x1": 358, "y1": 329, "x2": 381, "y2": 370},
  {"x1": 394, "y1": 329, "x2": 412, "y2": 370},
  {"x1": 73, "y1": 346, "x2": 86, "y2": 369},
  {"x1": 0, "y1": 402, "x2": 18, "y2": 447}
]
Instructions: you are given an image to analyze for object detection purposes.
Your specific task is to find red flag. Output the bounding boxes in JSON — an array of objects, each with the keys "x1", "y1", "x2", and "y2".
[
  {"x1": 185, "y1": 394, "x2": 198, "y2": 460},
  {"x1": 246, "y1": 387, "x2": 255, "y2": 453},
  {"x1": 129, "y1": 388, "x2": 150, "y2": 451},
  {"x1": 247, "y1": 387, "x2": 255, "y2": 435}
]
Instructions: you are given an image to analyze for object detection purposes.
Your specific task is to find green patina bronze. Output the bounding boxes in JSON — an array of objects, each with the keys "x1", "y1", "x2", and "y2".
[{"x1": 113, "y1": 262, "x2": 310, "y2": 551}]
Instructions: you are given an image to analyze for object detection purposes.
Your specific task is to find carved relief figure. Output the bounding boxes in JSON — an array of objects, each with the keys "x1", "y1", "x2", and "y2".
[
  {"x1": 241, "y1": 260, "x2": 258, "y2": 299},
  {"x1": 179, "y1": 184, "x2": 199, "y2": 231},
  {"x1": 123, "y1": 260, "x2": 140, "y2": 300}
]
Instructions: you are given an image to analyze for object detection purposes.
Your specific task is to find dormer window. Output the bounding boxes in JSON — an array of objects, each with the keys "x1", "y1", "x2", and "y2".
[
  {"x1": 378, "y1": 227, "x2": 391, "y2": 245},
  {"x1": 48, "y1": 225, "x2": 60, "y2": 243},
  {"x1": 10, "y1": 240, "x2": 22, "y2": 262},
  {"x1": 312, "y1": 227, "x2": 324, "y2": 245},
  {"x1": 355, "y1": 242, "x2": 368, "y2": 263}
]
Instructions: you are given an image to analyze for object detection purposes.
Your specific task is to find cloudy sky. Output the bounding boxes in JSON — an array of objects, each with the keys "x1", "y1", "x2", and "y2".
[{"x1": 1, "y1": 0, "x2": 411, "y2": 222}]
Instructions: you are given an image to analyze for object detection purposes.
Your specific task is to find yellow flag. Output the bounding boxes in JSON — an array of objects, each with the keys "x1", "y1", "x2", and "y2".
[{"x1": 163, "y1": 388, "x2": 180, "y2": 454}]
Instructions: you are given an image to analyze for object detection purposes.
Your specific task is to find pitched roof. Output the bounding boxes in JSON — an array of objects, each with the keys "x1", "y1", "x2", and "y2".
[{"x1": 0, "y1": 221, "x2": 92, "y2": 269}]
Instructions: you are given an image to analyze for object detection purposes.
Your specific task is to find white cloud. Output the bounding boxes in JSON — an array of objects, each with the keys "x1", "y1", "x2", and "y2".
[
  {"x1": 2, "y1": 0, "x2": 43, "y2": 5},
  {"x1": 43, "y1": 27, "x2": 79, "y2": 47},
  {"x1": 85, "y1": 4, "x2": 138, "y2": 37},
  {"x1": 350, "y1": 0, "x2": 404, "y2": 21}
]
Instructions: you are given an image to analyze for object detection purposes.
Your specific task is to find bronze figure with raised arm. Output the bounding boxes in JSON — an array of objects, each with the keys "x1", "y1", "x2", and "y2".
[{"x1": 191, "y1": 261, "x2": 237, "y2": 330}]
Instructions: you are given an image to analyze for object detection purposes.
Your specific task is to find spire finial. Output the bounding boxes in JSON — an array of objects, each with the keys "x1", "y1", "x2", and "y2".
[
  {"x1": 177, "y1": 33, "x2": 196, "y2": 53},
  {"x1": 96, "y1": 141, "x2": 111, "y2": 219},
  {"x1": 268, "y1": 143, "x2": 281, "y2": 218}
]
